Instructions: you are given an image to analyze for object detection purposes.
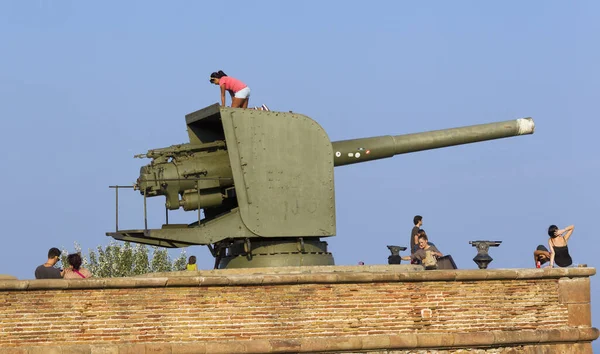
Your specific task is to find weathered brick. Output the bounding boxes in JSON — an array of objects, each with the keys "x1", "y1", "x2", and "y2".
[
  {"x1": 308, "y1": 273, "x2": 340, "y2": 283},
  {"x1": 453, "y1": 270, "x2": 489, "y2": 281},
  {"x1": 164, "y1": 277, "x2": 201, "y2": 287},
  {"x1": 58, "y1": 345, "x2": 90, "y2": 354},
  {"x1": 579, "y1": 327, "x2": 600, "y2": 341},
  {"x1": 118, "y1": 343, "x2": 146, "y2": 354},
  {"x1": 134, "y1": 278, "x2": 168, "y2": 288},
  {"x1": 550, "y1": 342, "x2": 591, "y2": 354},
  {"x1": 492, "y1": 330, "x2": 541, "y2": 345},
  {"x1": 567, "y1": 303, "x2": 592, "y2": 326},
  {"x1": 572, "y1": 342, "x2": 594, "y2": 354},
  {"x1": 360, "y1": 334, "x2": 390, "y2": 350},
  {"x1": 0, "y1": 280, "x2": 27, "y2": 290},
  {"x1": 323, "y1": 336, "x2": 363, "y2": 351},
  {"x1": 170, "y1": 343, "x2": 206, "y2": 354},
  {"x1": 389, "y1": 334, "x2": 418, "y2": 348},
  {"x1": 453, "y1": 332, "x2": 495, "y2": 347},
  {"x1": 27, "y1": 347, "x2": 63, "y2": 354},
  {"x1": 145, "y1": 343, "x2": 172, "y2": 354},
  {"x1": 0, "y1": 348, "x2": 27, "y2": 354},
  {"x1": 27, "y1": 279, "x2": 69, "y2": 290},
  {"x1": 0, "y1": 267, "x2": 594, "y2": 352},
  {"x1": 90, "y1": 345, "x2": 119, "y2": 354},
  {"x1": 558, "y1": 277, "x2": 590, "y2": 304},
  {"x1": 269, "y1": 339, "x2": 301, "y2": 352},
  {"x1": 237, "y1": 339, "x2": 271, "y2": 353},
  {"x1": 299, "y1": 337, "x2": 331, "y2": 352},
  {"x1": 204, "y1": 341, "x2": 246, "y2": 354},
  {"x1": 416, "y1": 333, "x2": 446, "y2": 348},
  {"x1": 65, "y1": 279, "x2": 107, "y2": 290}
]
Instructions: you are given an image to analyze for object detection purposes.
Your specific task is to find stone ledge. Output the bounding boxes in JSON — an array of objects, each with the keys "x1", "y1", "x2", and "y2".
[
  {"x1": 4, "y1": 328, "x2": 598, "y2": 353},
  {"x1": 0, "y1": 266, "x2": 595, "y2": 291}
]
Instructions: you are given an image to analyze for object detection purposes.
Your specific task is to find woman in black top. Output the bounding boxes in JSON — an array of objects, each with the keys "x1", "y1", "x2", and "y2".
[{"x1": 547, "y1": 224, "x2": 575, "y2": 268}]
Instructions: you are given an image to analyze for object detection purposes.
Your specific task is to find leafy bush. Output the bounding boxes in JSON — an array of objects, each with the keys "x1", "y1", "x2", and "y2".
[{"x1": 61, "y1": 241, "x2": 188, "y2": 278}]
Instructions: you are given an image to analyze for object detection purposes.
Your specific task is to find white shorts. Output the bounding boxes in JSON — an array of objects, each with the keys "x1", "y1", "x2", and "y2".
[{"x1": 234, "y1": 87, "x2": 251, "y2": 99}]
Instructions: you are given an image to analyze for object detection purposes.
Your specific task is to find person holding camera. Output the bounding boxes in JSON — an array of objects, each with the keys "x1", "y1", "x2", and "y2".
[{"x1": 402, "y1": 234, "x2": 443, "y2": 270}]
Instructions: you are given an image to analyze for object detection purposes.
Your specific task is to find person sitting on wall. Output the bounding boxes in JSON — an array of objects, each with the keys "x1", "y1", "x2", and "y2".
[
  {"x1": 403, "y1": 234, "x2": 443, "y2": 270},
  {"x1": 35, "y1": 247, "x2": 63, "y2": 279},
  {"x1": 533, "y1": 245, "x2": 551, "y2": 268},
  {"x1": 63, "y1": 253, "x2": 92, "y2": 279},
  {"x1": 548, "y1": 224, "x2": 575, "y2": 268},
  {"x1": 410, "y1": 229, "x2": 436, "y2": 265}
]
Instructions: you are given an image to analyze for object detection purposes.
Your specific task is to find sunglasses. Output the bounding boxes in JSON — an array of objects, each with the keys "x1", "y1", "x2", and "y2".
[{"x1": 209, "y1": 78, "x2": 216, "y2": 83}]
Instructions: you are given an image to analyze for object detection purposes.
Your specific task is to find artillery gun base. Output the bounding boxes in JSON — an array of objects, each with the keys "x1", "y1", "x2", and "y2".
[
  {"x1": 217, "y1": 238, "x2": 334, "y2": 269},
  {"x1": 107, "y1": 104, "x2": 535, "y2": 270}
]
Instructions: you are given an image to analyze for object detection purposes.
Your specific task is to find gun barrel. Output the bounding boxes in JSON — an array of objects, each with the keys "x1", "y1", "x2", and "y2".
[{"x1": 332, "y1": 117, "x2": 534, "y2": 167}]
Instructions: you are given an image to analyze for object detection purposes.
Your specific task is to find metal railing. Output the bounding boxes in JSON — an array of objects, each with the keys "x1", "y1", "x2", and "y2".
[{"x1": 109, "y1": 177, "x2": 233, "y2": 232}]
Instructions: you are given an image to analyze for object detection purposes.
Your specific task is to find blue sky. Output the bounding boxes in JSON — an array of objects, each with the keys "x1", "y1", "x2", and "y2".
[{"x1": 1, "y1": 0, "x2": 598, "y2": 347}]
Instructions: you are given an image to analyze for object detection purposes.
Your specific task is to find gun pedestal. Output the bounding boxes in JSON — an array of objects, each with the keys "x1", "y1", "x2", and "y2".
[{"x1": 469, "y1": 241, "x2": 502, "y2": 269}]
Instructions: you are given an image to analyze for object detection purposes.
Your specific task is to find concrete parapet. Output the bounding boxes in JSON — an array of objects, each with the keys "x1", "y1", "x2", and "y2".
[
  {"x1": 0, "y1": 266, "x2": 596, "y2": 352},
  {"x1": 0, "y1": 266, "x2": 595, "y2": 290},
  {"x1": 5, "y1": 328, "x2": 598, "y2": 353}
]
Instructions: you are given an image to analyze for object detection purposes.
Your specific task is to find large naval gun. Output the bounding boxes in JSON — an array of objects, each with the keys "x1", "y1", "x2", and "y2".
[{"x1": 107, "y1": 104, "x2": 535, "y2": 268}]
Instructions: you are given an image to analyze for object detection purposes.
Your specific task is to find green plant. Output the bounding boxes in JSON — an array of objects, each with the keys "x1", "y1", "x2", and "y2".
[{"x1": 60, "y1": 241, "x2": 188, "y2": 278}]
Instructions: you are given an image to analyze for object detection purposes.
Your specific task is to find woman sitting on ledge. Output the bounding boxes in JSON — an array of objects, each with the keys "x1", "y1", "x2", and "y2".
[{"x1": 547, "y1": 224, "x2": 574, "y2": 268}]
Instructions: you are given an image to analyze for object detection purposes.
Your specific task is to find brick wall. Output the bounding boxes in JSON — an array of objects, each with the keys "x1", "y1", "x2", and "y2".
[{"x1": 0, "y1": 265, "x2": 597, "y2": 353}]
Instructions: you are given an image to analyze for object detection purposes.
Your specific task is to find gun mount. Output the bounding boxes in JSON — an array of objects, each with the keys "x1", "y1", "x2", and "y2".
[{"x1": 107, "y1": 103, "x2": 534, "y2": 269}]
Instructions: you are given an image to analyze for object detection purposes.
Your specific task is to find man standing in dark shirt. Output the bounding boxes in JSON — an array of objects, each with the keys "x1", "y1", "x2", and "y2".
[
  {"x1": 34, "y1": 247, "x2": 63, "y2": 279},
  {"x1": 410, "y1": 215, "x2": 423, "y2": 253}
]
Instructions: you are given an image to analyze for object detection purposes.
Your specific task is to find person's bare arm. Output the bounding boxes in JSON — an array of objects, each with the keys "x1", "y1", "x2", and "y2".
[
  {"x1": 548, "y1": 239, "x2": 555, "y2": 268},
  {"x1": 220, "y1": 85, "x2": 227, "y2": 106},
  {"x1": 562, "y1": 225, "x2": 575, "y2": 242}
]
